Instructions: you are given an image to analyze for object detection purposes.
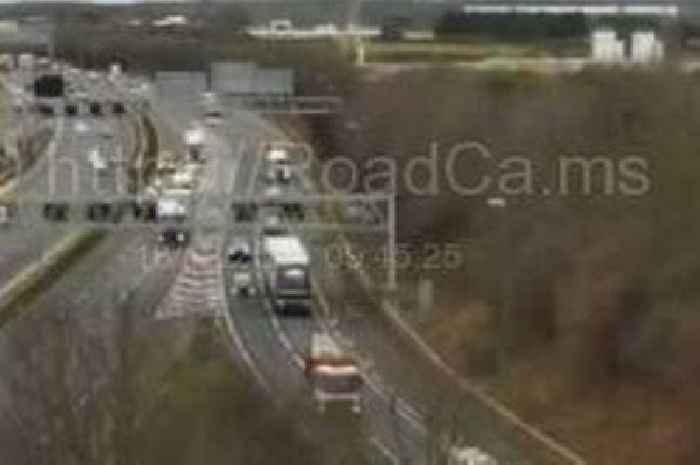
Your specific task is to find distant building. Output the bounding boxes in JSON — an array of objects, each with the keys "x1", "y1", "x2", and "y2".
[
  {"x1": 0, "y1": 21, "x2": 19, "y2": 36},
  {"x1": 152, "y1": 15, "x2": 188, "y2": 28},
  {"x1": 462, "y1": 3, "x2": 679, "y2": 17},
  {"x1": 631, "y1": 30, "x2": 665, "y2": 63},
  {"x1": 247, "y1": 19, "x2": 380, "y2": 40},
  {"x1": 591, "y1": 29, "x2": 625, "y2": 63},
  {"x1": 590, "y1": 28, "x2": 665, "y2": 65}
]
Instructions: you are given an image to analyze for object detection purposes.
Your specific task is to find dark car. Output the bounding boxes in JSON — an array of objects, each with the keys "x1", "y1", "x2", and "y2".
[{"x1": 159, "y1": 227, "x2": 190, "y2": 249}]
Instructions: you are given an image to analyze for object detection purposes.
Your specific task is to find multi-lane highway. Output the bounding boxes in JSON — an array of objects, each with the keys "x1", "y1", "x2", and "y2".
[
  {"x1": 0, "y1": 64, "x2": 585, "y2": 465},
  {"x1": 0, "y1": 69, "x2": 140, "y2": 293}
]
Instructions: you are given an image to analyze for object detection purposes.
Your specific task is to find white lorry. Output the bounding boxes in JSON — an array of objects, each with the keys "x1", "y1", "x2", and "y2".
[
  {"x1": 304, "y1": 333, "x2": 363, "y2": 414},
  {"x1": 260, "y1": 235, "x2": 310, "y2": 314}
]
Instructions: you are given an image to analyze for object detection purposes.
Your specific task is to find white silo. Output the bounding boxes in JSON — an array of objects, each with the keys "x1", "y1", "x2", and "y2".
[
  {"x1": 631, "y1": 30, "x2": 664, "y2": 64},
  {"x1": 591, "y1": 29, "x2": 625, "y2": 63}
]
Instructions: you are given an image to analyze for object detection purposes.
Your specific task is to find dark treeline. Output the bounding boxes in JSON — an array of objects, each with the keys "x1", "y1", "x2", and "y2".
[
  {"x1": 435, "y1": 11, "x2": 663, "y2": 41},
  {"x1": 436, "y1": 11, "x2": 589, "y2": 40}
]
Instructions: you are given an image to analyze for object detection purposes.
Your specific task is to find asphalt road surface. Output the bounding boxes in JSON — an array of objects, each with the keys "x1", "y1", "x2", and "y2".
[{"x1": 0, "y1": 69, "x2": 141, "y2": 291}]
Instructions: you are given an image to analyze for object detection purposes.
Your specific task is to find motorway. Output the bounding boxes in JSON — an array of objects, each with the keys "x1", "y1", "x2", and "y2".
[
  {"x1": 132, "y1": 78, "x2": 565, "y2": 464},
  {"x1": 0, "y1": 69, "x2": 140, "y2": 293},
  {"x1": 0, "y1": 67, "x2": 582, "y2": 465}
]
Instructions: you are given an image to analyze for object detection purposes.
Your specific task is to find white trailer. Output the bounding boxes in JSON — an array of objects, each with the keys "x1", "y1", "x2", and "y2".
[
  {"x1": 260, "y1": 235, "x2": 310, "y2": 314},
  {"x1": 304, "y1": 333, "x2": 363, "y2": 414}
]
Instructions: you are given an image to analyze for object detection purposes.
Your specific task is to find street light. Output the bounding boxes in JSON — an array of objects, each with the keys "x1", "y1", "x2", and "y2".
[{"x1": 486, "y1": 196, "x2": 510, "y2": 374}]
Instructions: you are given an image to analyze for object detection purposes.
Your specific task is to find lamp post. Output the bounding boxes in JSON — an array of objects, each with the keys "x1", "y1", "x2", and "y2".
[{"x1": 486, "y1": 196, "x2": 511, "y2": 373}]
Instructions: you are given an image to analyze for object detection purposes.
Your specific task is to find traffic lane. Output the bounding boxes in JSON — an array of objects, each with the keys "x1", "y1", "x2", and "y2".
[
  {"x1": 28, "y1": 115, "x2": 133, "y2": 199},
  {"x1": 216, "y1": 114, "x2": 426, "y2": 462},
  {"x1": 222, "y1": 262, "x2": 380, "y2": 461},
  {"x1": 219, "y1": 109, "x2": 529, "y2": 461},
  {"x1": 0, "y1": 115, "x2": 135, "y2": 288},
  {"x1": 162, "y1": 99, "x2": 422, "y2": 460},
  {"x1": 312, "y1": 235, "x2": 537, "y2": 464},
  {"x1": 0, "y1": 229, "x2": 187, "y2": 428}
]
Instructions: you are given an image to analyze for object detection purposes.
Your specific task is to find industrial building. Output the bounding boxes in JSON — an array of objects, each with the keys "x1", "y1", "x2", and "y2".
[
  {"x1": 462, "y1": 3, "x2": 679, "y2": 17},
  {"x1": 591, "y1": 29, "x2": 626, "y2": 63},
  {"x1": 590, "y1": 28, "x2": 665, "y2": 64}
]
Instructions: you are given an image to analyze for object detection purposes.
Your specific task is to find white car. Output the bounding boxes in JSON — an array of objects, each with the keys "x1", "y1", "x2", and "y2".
[
  {"x1": 264, "y1": 147, "x2": 293, "y2": 183},
  {"x1": 231, "y1": 270, "x2": 257, "y2": 297},
  {"x1": 0, "y1": 204, "x2": 14, "y2": 226},
  {"x1": 88, "y1": 148, "x2": 109, "y2": 174},
  {"x1": 448, "y1": 446, "x2": 499, "y2": 465},
  {"x1": 203, "y1": 109, "x2": 223, "y2": 127},
  {"x1": 171, "y1": 170, "x2": 196, "y2": 191}
]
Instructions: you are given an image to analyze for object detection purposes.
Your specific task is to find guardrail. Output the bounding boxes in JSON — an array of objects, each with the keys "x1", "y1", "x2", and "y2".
[
  {"x1": 225, "y1": 95, "x2": 343, "y2": 114},
  {"x1": 0, "y1": 107, "x2": 159, "y2": 326},
  {"x1": 269, "y1": 114, "x2": 587, "y2": 465}
]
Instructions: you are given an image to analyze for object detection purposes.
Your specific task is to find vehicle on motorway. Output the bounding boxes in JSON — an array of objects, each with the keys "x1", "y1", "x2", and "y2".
[
  {"x1": 169, "y1": 169, "x2": 196, "y2": 192},
  {"x1": 258, "y1": 205, "x2": 288, "y2": 236},
  {"x1": 0, "y1": 203, "x2": 16, "y2": 226},
  {"x1": 157, "y1": 150, "x2": 178, "y2": 176},
  {"x1": 203, "y1": 108, "x2": 223, "y2": 127},
  {"x1": 261, "y1": 185, "x2": 304, "y2": 222},
  {"x1": 304, "y1": 333, "x2": 363, "y2": 414},
  {"x1": 183, "y1": 126, "x2": 205, "y2": 162},
  {"x1": 88, "y1": 147, "x2": 109, "y2": 175},
  {"x1": 156, "y1": 196, "x2": 190, "y2": 248},
  {"x1": 260, "y1": 235, "x2": 310, "y2": 314},
  {"x1": 231, "y1": 269, "x2": 257, "y2": 297},
  {"x1": 232, "y1": 202, "x2": 257, "y2": 223},
  {"x1": 264, "y1": 146, "x2": 293, "y2": 183},
  {"x1": 227, "y1": 238, "x2": 253, "y2": 264},
  {"x1": 109, "y1": 62, "x2": 122, "y2": 79},
  {"x1": 447, "y1": 444, "x2": 499, "y2": 465},
  {"x1": 35, "y1": 100, "x2": 55, "y2": 116},
  {"x1": 160, "y1": 227, "x2": 190, "y2": 248}
]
